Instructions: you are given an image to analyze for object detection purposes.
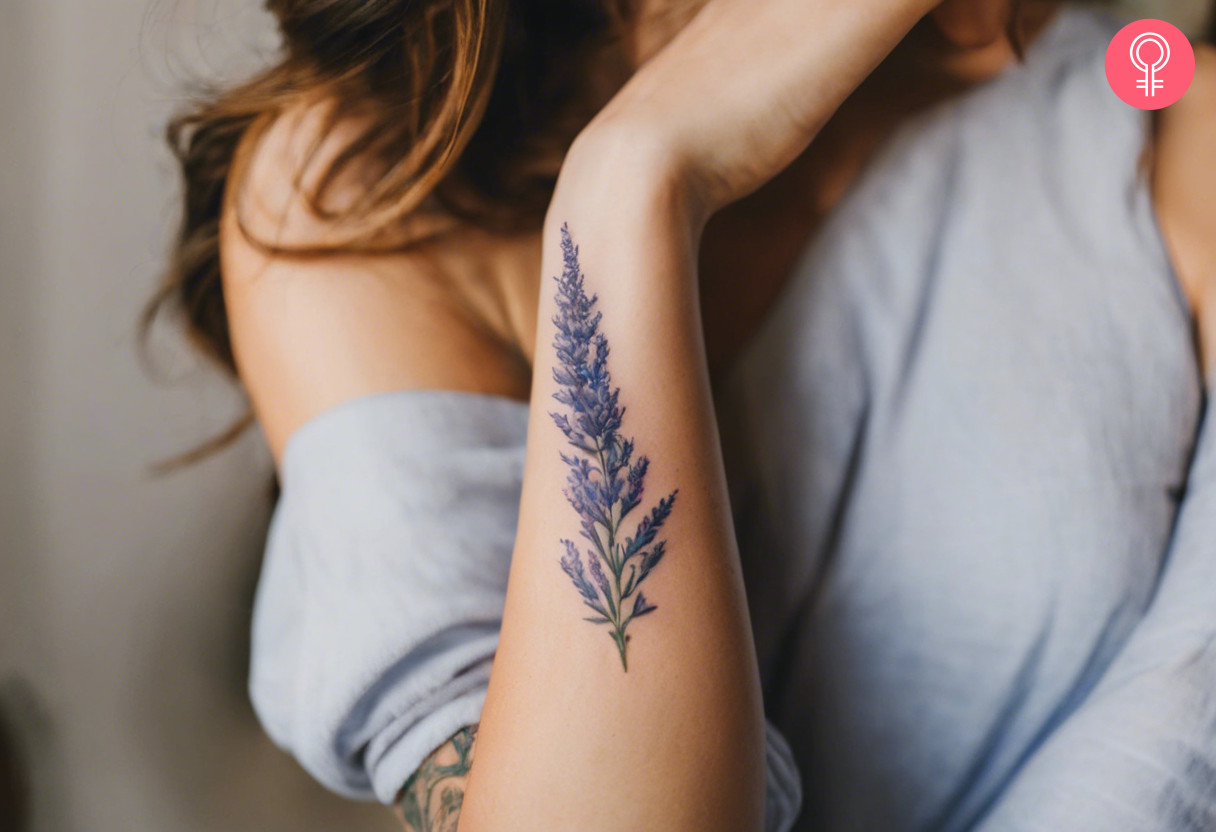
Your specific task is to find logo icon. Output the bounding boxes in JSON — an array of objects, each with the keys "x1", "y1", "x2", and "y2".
[
  {"x1": 1105, "y1": 19, "x2": 1195, "y2": 110},
  {"x1": 1130, "y1": 31, "x2": 1170, "y2": 96}
]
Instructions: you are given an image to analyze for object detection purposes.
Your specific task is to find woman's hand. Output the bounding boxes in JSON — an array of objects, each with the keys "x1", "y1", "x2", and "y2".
[{"x1": 576, "y1": 0, "x2": 941, "y2": 223}]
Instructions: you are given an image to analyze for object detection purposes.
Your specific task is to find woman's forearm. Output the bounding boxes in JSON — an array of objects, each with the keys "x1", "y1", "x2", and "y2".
[
  {"x1": 458, "y1": 131, "x2": 766, "y2": 831},
  {"x1": 455, "y1": 1, "x2": 944, "y2": 822}
]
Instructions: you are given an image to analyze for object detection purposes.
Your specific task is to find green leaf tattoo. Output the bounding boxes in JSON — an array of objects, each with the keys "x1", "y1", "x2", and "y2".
[{"x1": 397, "y1": 726, "x2": 477, "y2": 832}]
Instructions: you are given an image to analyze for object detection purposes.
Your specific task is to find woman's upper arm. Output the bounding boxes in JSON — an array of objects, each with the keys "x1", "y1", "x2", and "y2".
[
  {"x1": 1154, "y1": 44, "x2": 1216, "y2": 376},
  {"x1": 218, "y1": 102, "x2": 531, "y2": 462}
]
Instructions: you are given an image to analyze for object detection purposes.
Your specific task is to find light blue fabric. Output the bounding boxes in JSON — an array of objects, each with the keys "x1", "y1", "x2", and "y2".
[
  {"x1": 249, "y1": 5, "x2": 1213, "y2": 830},
  {"x1": 720, "y1": 6, "x2": 1212, "y2": 831}
]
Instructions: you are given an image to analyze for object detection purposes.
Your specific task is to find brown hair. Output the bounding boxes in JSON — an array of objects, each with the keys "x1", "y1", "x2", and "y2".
[{"x1": 145, "y1": 0, "x2": 632, "y2": 386}]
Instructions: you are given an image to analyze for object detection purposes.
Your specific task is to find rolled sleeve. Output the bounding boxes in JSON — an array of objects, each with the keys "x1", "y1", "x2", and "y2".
[{"x1": 248, "y1": 389, "x2": 803, "y2": 828}]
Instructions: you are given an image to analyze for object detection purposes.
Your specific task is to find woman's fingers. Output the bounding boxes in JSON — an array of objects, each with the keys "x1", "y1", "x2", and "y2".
[{"x1": 590, "y1": 0, "x2": 940, "y2": 214}]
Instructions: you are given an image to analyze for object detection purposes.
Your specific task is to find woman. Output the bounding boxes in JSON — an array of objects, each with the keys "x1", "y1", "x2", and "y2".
[{"x1": 153, "y1": 0, "x2": 1216, "y2": 829}]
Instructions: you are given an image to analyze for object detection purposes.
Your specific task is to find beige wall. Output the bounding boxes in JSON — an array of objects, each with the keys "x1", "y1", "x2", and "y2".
[
  {"x1": 0, "y1": 1, "x2": 395, "y2": 829},
  {"x1": 0, "y1": 1, "x2": 1209, "y2": 830}
]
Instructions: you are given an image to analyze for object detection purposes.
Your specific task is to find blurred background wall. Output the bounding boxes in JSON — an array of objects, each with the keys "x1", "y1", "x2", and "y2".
[
  {"x1": 0, "y1": 1, "x2": 397, "y2": 829},
  {"x1": 0, "y1": 0, "x2": 1210, "y2": 830}
]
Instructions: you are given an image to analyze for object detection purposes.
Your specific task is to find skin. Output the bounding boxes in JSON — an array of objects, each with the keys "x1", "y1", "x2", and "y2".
[
  {"x1": 221, "y1": 1, "x2": 1216, "y2": 829},
  {"x1": 1154, "y1": 44, "x2": 1216, "y2": 375}
]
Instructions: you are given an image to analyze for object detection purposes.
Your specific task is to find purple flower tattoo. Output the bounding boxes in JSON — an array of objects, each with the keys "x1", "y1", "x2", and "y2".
[{"x1": 550, "y1": 223, "x2": 677, "y2": 671}]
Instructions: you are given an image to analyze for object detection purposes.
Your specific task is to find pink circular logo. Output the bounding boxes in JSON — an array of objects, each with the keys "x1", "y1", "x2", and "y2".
[{"x1": 1105, "y1": 19, "x2": 1196, "y2": 110}]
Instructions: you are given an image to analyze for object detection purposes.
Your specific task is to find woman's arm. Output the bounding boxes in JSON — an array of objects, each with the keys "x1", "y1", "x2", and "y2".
[
  {"x1": 460, "y1": 139, "x2": 765, "y2": 831},
  {"x1": 388, "y1": 158, "x2": 752, "y2": 832},
  {"x1": 457, "y1": 4, "x2": 938, "y2": 828}
]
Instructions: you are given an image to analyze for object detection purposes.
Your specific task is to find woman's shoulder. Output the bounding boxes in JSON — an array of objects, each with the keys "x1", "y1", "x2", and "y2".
[{"x1": 219, "y1": 96, "x2": 538, "y2": 464}]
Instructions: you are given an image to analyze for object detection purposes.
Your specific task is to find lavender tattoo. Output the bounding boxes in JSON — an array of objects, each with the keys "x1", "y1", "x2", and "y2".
[{"x1": 550, "y1": 223, "x2": 677, "y2": 672}]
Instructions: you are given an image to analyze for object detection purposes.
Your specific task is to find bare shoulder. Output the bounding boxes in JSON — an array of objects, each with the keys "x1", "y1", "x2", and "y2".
[
  {"x1": 1153, "y1": 44, "x2": 1216, "y2": 375},
  {"x1": 220, "y1": 98, "x2": 539, "y2": 463}
]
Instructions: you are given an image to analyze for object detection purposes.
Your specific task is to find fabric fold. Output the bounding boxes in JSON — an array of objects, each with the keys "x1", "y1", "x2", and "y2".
[{"x1": 250, "y1": 388, "x2": 803, "y2": 828}]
